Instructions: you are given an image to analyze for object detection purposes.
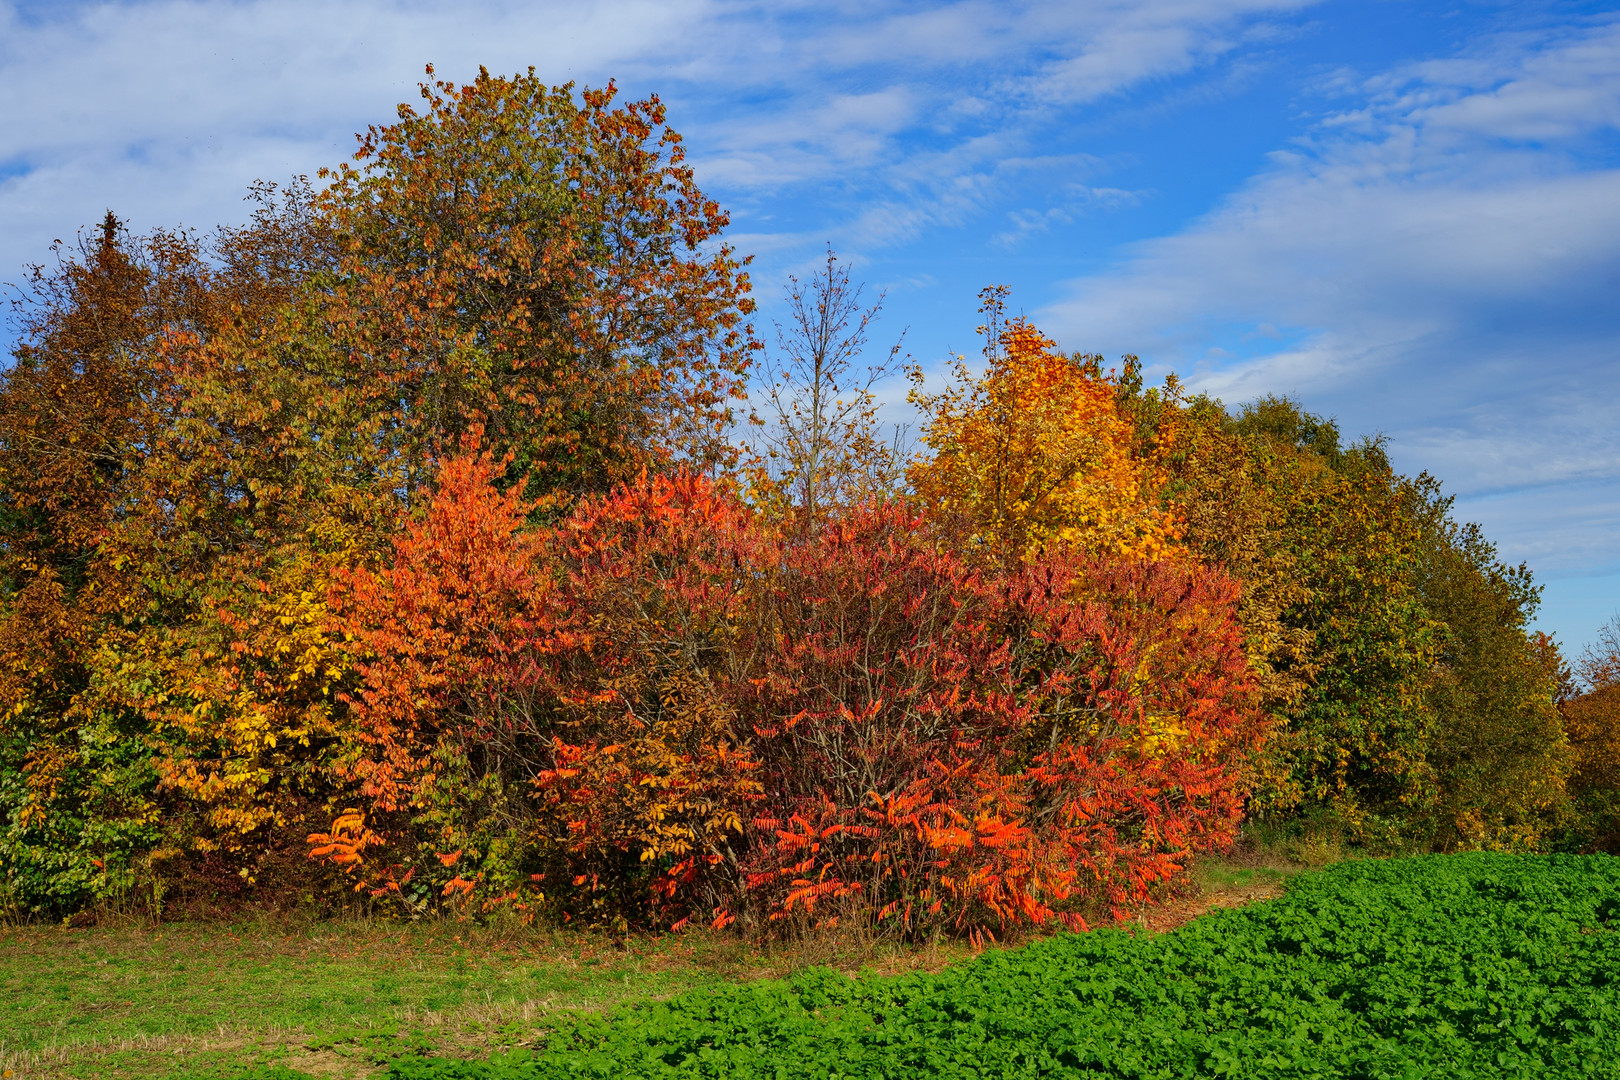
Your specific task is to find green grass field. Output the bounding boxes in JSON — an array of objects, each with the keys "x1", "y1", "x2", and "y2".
[
  {"x1": 0, "y1": 918, "x2": 738, "y2": 1078},
  {"x1": 0, "y1": 906, "x2": 979, "y2": 1079}
]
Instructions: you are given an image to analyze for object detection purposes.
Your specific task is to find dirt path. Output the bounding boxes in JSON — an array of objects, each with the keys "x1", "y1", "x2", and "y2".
[{"x1": 1132, "y1": 878, "x2": 1287, "y2": 934}]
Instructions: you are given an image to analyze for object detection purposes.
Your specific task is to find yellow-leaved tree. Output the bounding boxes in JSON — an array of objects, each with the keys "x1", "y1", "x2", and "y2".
[{"x1": 907, "y1": 287, "x2": 1181, "y2": 568}]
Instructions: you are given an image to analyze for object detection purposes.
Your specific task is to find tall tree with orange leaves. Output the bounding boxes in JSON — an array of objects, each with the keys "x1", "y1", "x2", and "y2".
[
  {"x1": 316, "y1": 66, "x2": 758, "y2": 502},
  {"x1": 0, "y1": 68, "x2": 762, "y2": 916}
]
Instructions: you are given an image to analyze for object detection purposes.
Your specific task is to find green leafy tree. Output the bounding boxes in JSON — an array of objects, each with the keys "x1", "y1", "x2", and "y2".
[
  {"x1": 1409, "y1": 476, "x2": 1568, "y2": 849},
  {"x1": 1167, "y1": 396, "x2": 1437, "y2": 839}
]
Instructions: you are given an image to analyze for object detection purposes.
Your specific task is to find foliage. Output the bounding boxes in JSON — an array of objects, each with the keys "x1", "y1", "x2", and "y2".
[
  {"x1": 386, "y1": 853, "x2": 1620, "y2": 1080},
  {"x1": 338, "y1": 449, "x2": 554, "y2": 820},
  {"x1": 86, "y1": 182, "x2": 370, "y2": 877},
  {"x1": 1010, "y1": 553, "x2": 1267, "y2": 916},
  {"x1": 1408, "y1": 477, "x2": 1569, "y2": 849},
  {"x1": 1154, "y1": 396, "x2": 1319, "y2": 815},
  {"x1": 0, "y1": 70, "x2": 759, "y2": 917},
  {"x1": 316, "y1": 65, "x2": 757, "y2": 499},
  {"x1": 0, "y1": 72, "x2": 1581, "y2": 924},
  {"x1": 1562, "y1": 615, "x2": 1620, "y2": 852},
  {"x1": 1159, "y1": 396, "x2": 1443, "y2": 840},
  {"x1": 534, "y1": 469, "x2": 771, "y2": 926},
  {"x1": 1158, "y1": 392, "x2": 1578, "y2": 852},
  {"x1": 0, "y1": 213, "x2": 215, "y2": 913},
  {"x1": 905, "y1": 305, "x2": 1552, "y2": 853},
  {"x1": 908, "y1": 288, "x2": 1181, "y2": 568},
  {"x1": 739, "y1": 517, "x2": 1263, "y2": 936},
  {"x1": 738, "y1": 499, "x2": 1042, "y2": 937},
  {"x1": 328, "y1": 463, "x2": 1262, "y2": 936},
  {"x1": 1279, "y1": 453, "x2": 1440, "y2": 835},
  {"x1": 336, "y1": 459, "x2": 767, "y2": 923}
]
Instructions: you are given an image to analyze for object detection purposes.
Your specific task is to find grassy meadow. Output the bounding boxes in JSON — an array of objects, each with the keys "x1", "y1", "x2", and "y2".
[
  {"x1": 11, "y1": 852, "x2": 1617, "y2": 1080},
  {"x1": 1, "y1": 898, "x2": 984, "y2": 1078},
  {"x1": 2, "y1": 917, "x2": 765, "y2": 1078}
]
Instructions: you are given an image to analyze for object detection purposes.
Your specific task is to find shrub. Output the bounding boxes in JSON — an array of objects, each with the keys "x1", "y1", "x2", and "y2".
[{"x1": 329, "y1": 464, "x2": 1264, "y2": 936}]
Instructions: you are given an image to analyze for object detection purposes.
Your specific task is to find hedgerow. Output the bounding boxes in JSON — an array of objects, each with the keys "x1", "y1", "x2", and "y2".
[
  {"x1": 4, "y1": 66, "x2": 1606, "y2": 925},
  {"x1": 384, "y1": 853, "x2": 1620, "y2": 1080}
]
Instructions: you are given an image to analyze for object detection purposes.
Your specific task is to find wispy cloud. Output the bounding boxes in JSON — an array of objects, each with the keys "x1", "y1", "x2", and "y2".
[
  {"x1": 993, "y1": 184, "x2": 1145, "y2": 247},
  {"x1": 1035, "y1": 16, "x2": 1620, "y2": 607},
  {"x1": 0, "y1": 0, "x2": 1316, "y2": 300}
]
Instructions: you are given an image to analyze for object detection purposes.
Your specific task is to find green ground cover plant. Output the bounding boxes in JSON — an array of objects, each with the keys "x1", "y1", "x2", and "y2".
[{"x1": 381, "y1": 853, "x2": 1620, "y2": 1080}]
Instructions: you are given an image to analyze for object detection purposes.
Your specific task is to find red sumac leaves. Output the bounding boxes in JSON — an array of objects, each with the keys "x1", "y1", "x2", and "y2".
[{"x1": 331, "y1": 461, "x2": 1265, "y2": 935}]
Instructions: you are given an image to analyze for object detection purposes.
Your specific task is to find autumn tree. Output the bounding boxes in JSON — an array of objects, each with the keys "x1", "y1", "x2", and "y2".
[
  {"x1": 67, "y1": 182, "x2": 388, "y2": 895},
  {"x1": 1155, "y1": 395, "x2": 1317, "y2": 811},
  {"x1": 749, "y1": 247, "x2": 907, "y2": 524},
  {"x1": 138, "y1": 60, "x2": 765, "y2": 864},
  {"x1": 316, "y1": 66, "x2": 758, "y2": 501},
  {"x1": 333, "y1": 463, "x2": 768, "y2": 926},
  {"x1": 6, "y1": 68, "x2": 1585, "y2": 923},
  {"x1": 1408, "y1": 477, "x2": 1569, "y2": 849},
  {"x1": 325, "y1": 450, "x2": 562, "y2": 911},
  {"x1": 908, "y1": 288, "x2": 1181, "y2": 569},
  {"x1": 1562, "y1": 614, "x2": 1620, "y2": 851},
  {"x1": 1162, "y1": 399, "x2": 1442, "y2": 839},
  {"x1": 0, "y1": 214, "x2": 219, "y2": 913},
  {"x1": 322, "y1": 460, "x2": 1265, "y2": 936},
  {"x1": 1164, "y1": 393, "x2": 1574, "y2": 850}
]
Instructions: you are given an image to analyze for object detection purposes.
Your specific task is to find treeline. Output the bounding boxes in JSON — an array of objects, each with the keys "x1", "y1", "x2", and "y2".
[{"x1": 1, "y1": 69, "x2": 1615, "y2": 933}]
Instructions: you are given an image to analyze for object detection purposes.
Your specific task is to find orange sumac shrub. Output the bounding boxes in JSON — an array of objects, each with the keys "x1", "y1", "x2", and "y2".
[
  {"x1": 741, "y1": 515, "x2": 1264, "y2": 935},
  {"x1": 332, "y1": 450, "x2": 559, "y2": 912},
  {"x1": 530, "y1": 471, "x2": 768, "y2": 925},
  {"x1": 330, "y1": 460, "x2": 1264, "y2": 935},
  {"x1": 339, "y1": 452, "x2": 555, "y2": 815},
  {"x1": 335, "y1": 461, "x2": 766, "y2": 921},
  {"x1": 739, "y1": 502, "x2": 1039, "y2": 936},
  {"x1": 1012, "y1": 554, "x2": 1267, "y2": 918}
]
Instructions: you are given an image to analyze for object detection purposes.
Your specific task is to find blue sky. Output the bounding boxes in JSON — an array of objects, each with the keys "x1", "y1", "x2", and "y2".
[{"x1": 2, "y1": 0, "x2": 1617, "y2": 653}]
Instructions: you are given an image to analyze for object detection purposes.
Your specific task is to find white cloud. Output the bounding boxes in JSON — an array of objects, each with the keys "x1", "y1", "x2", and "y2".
[
  {"x1": 1039, "y1": 18, "x2": 1620, "y2": 502},
  {"x1": 0, "y1": 0, "x2": 1317, "y2": 312},
  {"x1": 0, "y1": 0, "x2": 701, "y2": 302},
  {"x1": 1032, "y1": 16, "x2": 1620, "y2": 614}
]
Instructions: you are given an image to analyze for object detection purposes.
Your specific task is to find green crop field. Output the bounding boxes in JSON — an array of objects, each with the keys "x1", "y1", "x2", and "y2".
[
  {"x1": 390, "y1": 853, "x2": 1620, "y2": 1080},
  {"x1": 4, "y1": 853, "x2": 1617, "y2": 1080}
]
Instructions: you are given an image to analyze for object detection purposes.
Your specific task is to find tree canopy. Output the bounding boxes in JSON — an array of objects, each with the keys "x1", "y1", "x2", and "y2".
[{"x1": 1, "y1": 68, "x2": 1606, "y2": 929}]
